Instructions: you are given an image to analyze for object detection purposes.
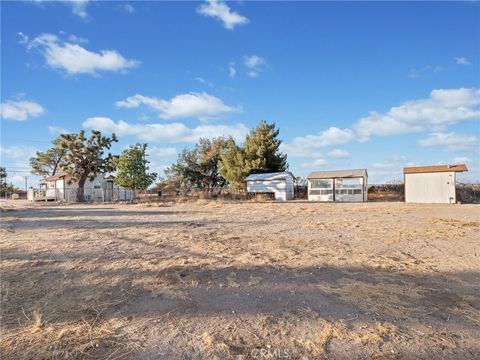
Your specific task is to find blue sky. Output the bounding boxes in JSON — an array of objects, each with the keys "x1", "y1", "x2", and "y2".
[{"x1": 1, "y1": 0, "x2": 479, "y2": 188}]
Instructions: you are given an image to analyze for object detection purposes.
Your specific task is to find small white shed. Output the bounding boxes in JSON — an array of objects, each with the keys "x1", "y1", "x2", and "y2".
[
  {"x1": 245, "y1": 172, "x2": 295, "y2": 201},
  {"x1": 404, "y1": 164, "x2": 468, "y2": 204},
  {"x1": 307, "y1": 169, "x2": 368, "y2": 202}
]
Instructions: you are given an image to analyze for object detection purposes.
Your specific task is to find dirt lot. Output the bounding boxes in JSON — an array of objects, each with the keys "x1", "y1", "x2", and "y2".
[{"x1": 1, "y1": 200, "x2": 479, "y2": 359}]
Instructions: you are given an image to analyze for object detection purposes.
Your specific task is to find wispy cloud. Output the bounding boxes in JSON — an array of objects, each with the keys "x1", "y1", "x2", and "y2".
[
  {"x1": 454, "y1": 57, "x2": 471, "y2": 65},
  {"x1": 228, "y1": 62, "x2": 236, "y2": 78},
  {"x1": 33, "y1": 0, "x2": 90, "y2": 19},
  {"x1": 21, "y1": 33, "x2": 139, "y2": 75},
  {"x1": 0, "y1": 99, "x2": 44, "y2": 121},
  {"x1": 197, "y1": 0, "x2": 249, "y2": 30},
  {"x1": 327, "y1": 149, "x2": 349, "y2": 158},
  {"x1": 48, "y1": 125, "x2": 69, "y2": 135},
  {"x1": 408, "y1": 65, "x2": 442, "y2": 79},
  {"x1": 244, "y1": 55, "x2": 266, "y2": 78},
  {"x1": 419, "y1": 132, "x2": 477, "y2": 151},
  {"x1": 195, "y1": 77, "x2": 213, "y2": 87},
  {"x1": 82, "y1": 117, "x2": 249, "y2": 143},
  {"x1": 120, "y1": 3, "x2": 134, "y2": 14},
  {"x1": 115, "y1": 92, "x2": 238, "y2": 121},
  {"x1": 0, "y1": 145, "x2": 37, "y2": 159}
]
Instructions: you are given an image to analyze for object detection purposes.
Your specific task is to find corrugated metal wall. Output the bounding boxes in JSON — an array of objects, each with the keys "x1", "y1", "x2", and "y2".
[
  {"x1": 246, "y1": 178, "x2": 294, "y2": 201},
  {"x1": 405, "y1": 172, "x2": 456, "y2": 204}
]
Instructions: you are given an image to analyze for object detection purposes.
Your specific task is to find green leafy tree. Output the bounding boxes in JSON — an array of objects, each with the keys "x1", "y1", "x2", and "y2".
[
  {"x1": 114, "y1": 144, "x2": 157, "y2": 196},
  {"x1": 163, "y1": 137, "x2": 230, "y2": 194},
  {"x1": 29, "y1": 138, "x2": 67, "y2": 176},
  {"x1": 58, "y1": 130, "x2": 118, "y2": 202},
  {"x1": 219, "y1": 120, "x2": 288, "y2": 189},
  {"x1": 218, "y1": 139, "x2": 248, "y2": 190},
  {"x1": 0, "y1": 167, "x2": 20, "y2": 195}
]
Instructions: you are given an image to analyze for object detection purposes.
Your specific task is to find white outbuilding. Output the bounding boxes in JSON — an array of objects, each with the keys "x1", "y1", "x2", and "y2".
[
  {"x1": 307, "y1": 169, "x2": 368, "y2": 202},
  {"x1": 245, "y1": 172, "x2": 295, "y2": 201},
  {"x1": 404, "y1": 164, "x2": 468, "y2": 204}
]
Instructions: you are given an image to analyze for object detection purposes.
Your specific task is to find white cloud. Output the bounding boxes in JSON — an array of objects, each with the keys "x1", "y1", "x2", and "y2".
[
  {"x1": 244, "y1": 55, "x2": 266, "y2": 77},
  {"x1": 418, "y1": 132, "x2": 478, "y2": 151},
  {"x1": 453, "y1": 156, "x2": 472, "y2": 164},
  {"x1": 299, "y1": 158, "x2": 328, "y2": 169},
  {"x1": 244, "y1": 55, "x2": 265, "y2": 69},
  {"x1": 229, "y1": 62, "x2": 236, "y2": 78},
  {"x1": 280, "y1": 144, "x2": 322, "y2": 159},
  {"x1": 289, "y1": 127, "x2": 355, "y2": 148},
  {"x1": 115, "y1": 92, "x2": 238, "y2": 120},
  {"x1": 0, "y1": 100, "x2": 44, "y2": 121},
  {"x1": 197, "y1": 0, "x2": 249, "y2": 30},
  {"x1": 82, "y1": 117, "x2": 249, "y2": 143},
  {"x1": 0, "y1": 145, "x2": 37, "y2": 159},
  {"x1": 408, "y1": 65, "x2": 442, "y2": 79},
  {"x1": 69, "y1": 0, "x2": 89, "y2": 18},
  {"x1": 354, "y1": 88, "x2": 480, "y2": 141},
  {"x1": 121, "y1": 3, "x2": 134, "y2": 13},
  {"x1": 24, "y1": 33, "x2": 139, "y2": 75},
  {"x1": 281, "y1": 127, "x2": 353, "y2": 161},
  {"x1": 369, "y1": 155, "x2": 418, "y2": 183},
  {"x1": 48, "y1": 125, "x2": 69, "y2": 135},
  {"x1": 148, "y1": 146, "x2": 178, "y2": 158},
  {"x1": 195, "y1": 77, "x2": 213, "y2": 87},
  {"x1": 455, "y1": 57, "x2": 471, "y2": 66},
  {"x1": 327, "y1": 149, "x2": 349, "y2": 158},
  {"x1": 33, "y1": 1, "x2": 90, "y2": 19}
]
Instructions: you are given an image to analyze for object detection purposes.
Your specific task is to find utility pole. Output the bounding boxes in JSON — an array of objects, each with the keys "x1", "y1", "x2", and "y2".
[{"x1": 24, "y1": 176, "x2": 28, "y2": 192}]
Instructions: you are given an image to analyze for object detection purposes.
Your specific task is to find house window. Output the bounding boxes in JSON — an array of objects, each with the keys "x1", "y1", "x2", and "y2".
[
  {"x1": 48, "y1": 182, "x2": 55, "y2": 189},
  {"x1": 93, "y1": 181, "x2": 102, "y2": 190}
]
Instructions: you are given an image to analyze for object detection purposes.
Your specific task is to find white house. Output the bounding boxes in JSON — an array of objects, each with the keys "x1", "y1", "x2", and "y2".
[
  {"x1": 28, "y1": 173, "x2": 133, "y2": 202},
  {"x1": 404, "y1": 164, "x2": 468, "y2": 204},
  {"x1": 245, "y1": 172, "x2": 295, "y2": 201},
  {"x1": 307, "y1": 169, "x2": 368, "y2": 202}
]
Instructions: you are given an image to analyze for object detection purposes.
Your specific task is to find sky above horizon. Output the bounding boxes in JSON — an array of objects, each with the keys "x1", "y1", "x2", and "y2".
[{"x1": 1, "y1": 0, "x2": 479, "y2": 189}]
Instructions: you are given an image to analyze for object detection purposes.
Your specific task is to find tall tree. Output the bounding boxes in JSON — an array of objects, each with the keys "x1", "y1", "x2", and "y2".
[
  {"x1": 218, "y1": 139, "x2": 248, "y2": 190},
  {"x1": 59, "y1": 130, "x2": 118, "y2": 202},
  {"x1": 0, "y1": 167, "x2": 20, "y2": 195},
  {"x1": 219, "y1": 120, "x2": 288, "y2": 189},
  {"x1": 244, "y1": 120, "x2": 287, "y2": 173},
  {"x1": 114, "y1": 144, "x2": 157, "y2": 197},
  {"x1": 29, "y1": 138, "x2": 67, "y2": 176}
]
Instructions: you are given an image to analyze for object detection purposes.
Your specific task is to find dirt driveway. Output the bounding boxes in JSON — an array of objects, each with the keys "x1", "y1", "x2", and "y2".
[{"x1": 1, "y1": 200, "x2": 479, "y2": 359}]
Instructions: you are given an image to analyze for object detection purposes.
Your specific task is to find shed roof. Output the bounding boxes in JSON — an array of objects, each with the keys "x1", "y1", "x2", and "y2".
[
  {"x1": 307, "y1": 169, "x2": 367, "y2": 179},
  {"x1": 404, "y1": 164, "x2": 468, "y2": 174},
  {"x1": 245, "y1": 171, "x2": 295, "y2": 181}
]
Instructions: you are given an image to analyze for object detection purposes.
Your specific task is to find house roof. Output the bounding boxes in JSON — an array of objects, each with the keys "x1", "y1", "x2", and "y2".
[
  {"x1": 245, "y1": 171, "x2": 295, "y2": 181},
  {"x1": 403, "y1": 164, "x2": 468, "y2": 174},
  {"x1": 45, "y1": 173, "x2": 66, "y2": 181},
  {"x1": 307, "y1": 169, "x2": 367, "y2": 179}
]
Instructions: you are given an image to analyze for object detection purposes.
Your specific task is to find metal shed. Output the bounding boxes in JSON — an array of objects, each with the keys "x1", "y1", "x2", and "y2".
[
  {"x1": 307, "y1": 169, "x2": 368, "y2": 202},
  {"x1": 404, "y1": 164, "x2": 468, "y2": 204},
  {"x1": 245, "y1": 172, "x2": 295, "y2": 201}
]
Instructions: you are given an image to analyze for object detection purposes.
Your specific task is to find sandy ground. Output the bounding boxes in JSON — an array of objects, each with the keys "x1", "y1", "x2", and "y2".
[{"x1": 1, "y1": 199, "x2": 479, "y2": 359}]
